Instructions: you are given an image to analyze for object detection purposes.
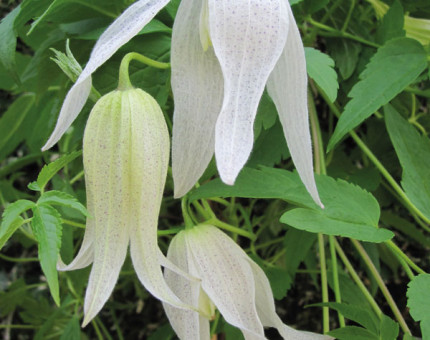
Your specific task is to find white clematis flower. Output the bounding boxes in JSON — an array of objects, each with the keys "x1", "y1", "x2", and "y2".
[
  {"x1": 163, "y1": 225, "x2": 331, "y2": 340},
  {"x1": 58, "y1": 87, "x2": 192, "y2": 326},
  {"x1": 41, "y1": 0, "x2": 322, "y2": 208}
]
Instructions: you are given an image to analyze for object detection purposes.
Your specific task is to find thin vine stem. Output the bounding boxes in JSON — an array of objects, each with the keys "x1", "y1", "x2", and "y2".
[
  {"x1": 385, "y1": 240, "x2": 426, "y2": 274},
  {"x1": 351, "y1": 239, "x2": 412, "y2": 335}
]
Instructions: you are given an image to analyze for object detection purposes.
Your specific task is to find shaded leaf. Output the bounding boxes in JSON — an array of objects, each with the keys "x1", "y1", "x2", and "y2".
[
  {"x1": 38, "y1": 190, "x2": 88, "y2": 217},
  {"x1": 0, "y1": 6, "x2": 21, "y2": 84},
  {"x1": 407, "y1": 274, "x2": 430, "y2": 340},
  {"x1": 384, "y1": 105, "x2": 430, "y2": 220},
  {"x1": 328, "y1": 326, "x2": 379, "y2": 340}
]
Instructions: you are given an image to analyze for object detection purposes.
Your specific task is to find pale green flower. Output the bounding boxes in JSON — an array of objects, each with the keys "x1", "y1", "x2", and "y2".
[
  {"x1": 58, "y1": 87, "x2": 191, "y2": 326},
  {"x1": 42, "y1": 0, "x2": 322, "y2": 208},
  {"x1": 163, "y1": 225, "x2": 332, "y2": 340}
]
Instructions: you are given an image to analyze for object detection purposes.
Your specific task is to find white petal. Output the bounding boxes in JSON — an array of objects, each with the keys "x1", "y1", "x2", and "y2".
[
  {"x1": 209, "y1": 0, "x2": 289, "y2": 184},
  {"x1": 186, "y1": 225, "x2": 265, "y2": 339},
  {"x1": 248, "y1": 259, "x2": 332, "y2": 340},
  {"x1": 163, "y1": 232, "x2": 210, "y2": 340},
  {"x1": 42, "y1": 0, "x2": 169, "y2": 150},
  {"x1": 171, "y1": 0, "x2": 224, "y2": 198},
  {"x1": 127, "y1": 90, "x2": 191, "y2": 310},
  {"x1": 266, "y1": 5, "x2": 323, "y2": 208},
  {"x1": 81, "y1": 91, "x2": 131, "y2": 326}
]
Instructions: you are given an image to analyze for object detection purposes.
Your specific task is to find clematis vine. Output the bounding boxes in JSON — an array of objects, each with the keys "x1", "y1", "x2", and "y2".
[
  {"x1": 163, "y1": 225, "x2": 332, "y2": 340},
  {"x1": 56, "y1": 56, "x2": 193, "y2": 326},
  {"x1": 41, "y1": 0, "x2": 323, "y2": 208}
]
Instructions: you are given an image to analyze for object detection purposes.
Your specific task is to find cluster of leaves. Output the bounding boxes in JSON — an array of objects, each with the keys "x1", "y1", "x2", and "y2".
[{"x1": 0, "y1": 0, "x2": 430, "y2": 339}]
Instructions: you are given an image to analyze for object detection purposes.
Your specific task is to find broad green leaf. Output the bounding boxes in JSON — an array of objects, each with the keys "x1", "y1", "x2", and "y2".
[
  {"x1": 33, "y1": 150, "x2": 82, "y2": 192},
  {"x1": 284, "y1": 229, "x2": 316, "y2": 279},
  {"x1": 328, "y1": 38, "x2": 427, "y2": 151},
  {"x1": 379, "y1": 315, "x2": 399, "y2": 340},
  {"x1": 31, "y1": 204, "x2": 63, "y2": 306},
  {"x1": 264, "y1": 266, "x2": 291, "y2": 300},
  {"x1": 38, "y1": 191, "x2": 88, "y2": 217},
  {"x1": 191, "y1": 167, "x2": 392, "y2": 242},
  {"x1": 328, "y1": 326, "x2": 379, "y2": 340},
  {"x1": 384, "y1": 105, "x2": 430, "y2": 221},
  {"x1": 407, "y1": 274, "x2": 430, "y2": 340},
  {"x1": 0, "y1": 199, "x2": 35, "y2": 250},
  {"x1": 305, "y1": 47, "x2": 338, "y2": 102},
  {"x1": 0, "y1": 6, "x2": 21, "y2": 84},
  {"x1": 312, "y1": 302, "x2": 379, "y2": 333},
  {"x1": 0, "y1": 94, "x2": 35, "y2": 162}
]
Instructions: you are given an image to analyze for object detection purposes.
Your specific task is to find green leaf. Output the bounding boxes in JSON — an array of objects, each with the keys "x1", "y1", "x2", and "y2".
[
  {"x1": 328, "y1": 38, "x2": 427, "y2": 151},
  {"x1": 326, "y1": 38, "x2": 361, "y2": 80},
  {"x1": 305, "y1": 47, "x2": 338, "y2": 102},
  {"x1": 284, "y1": 229, "x2": 316, "y2": 279},
  {"x1": 0, "y1": 6, "x2": 21, "y2": 84},
  {"x1": 38, "y1": 191, "x2": 88, "y2": 217},
  {"x1": 0, "y1": 199, "x2": 35, "y2": 250},
  {"x1": 407, "y1": 274, "x2": 430, "y2": 340},
  {"x1": 60, "y1": 316, "x2": 81, "y2": 340},
  {"x1": 0, "y1": 94, "x2": 36, "y2": 162},
  {"x1": 31, "y1": 204, "x2": 63, "y2": 306},
  {"x1": 312, "y1": 302, "x2": 379, "y2": 332},
  {"x1": 35, "y1": 150, "x2": 82, "y2": 192},
  {"x1": 191, "y1": 167, "x2": 392, "y2": 242},
  {"x1": 328, "y1": 326, "x2": 379, "y2": 340},
  {"x1": 379, "y1": 315, "x2": 399, "y2": 340},
  {"x1": 384, "y1": 105, "x2": 430, "y2": 221},
  {"x1": 376, "y1": 0, "x2": 405, "y2": 44}
]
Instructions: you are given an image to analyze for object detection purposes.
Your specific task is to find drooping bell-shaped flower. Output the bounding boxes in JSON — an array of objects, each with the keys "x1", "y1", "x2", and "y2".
[
  {"x1": 171, "y1": 0, "x2": 323, "y2": 208},
  {"x1": 163, "y1": 225, "x2": 332, "y2": 340},
  {"x1": 58, "y1": 86, "x2": 191, "y2": 326}
]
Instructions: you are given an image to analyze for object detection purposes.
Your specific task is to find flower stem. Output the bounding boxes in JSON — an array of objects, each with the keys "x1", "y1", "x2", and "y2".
[
  {"x1": 385, "y1": 240, "x2": 426, "y2": 274},
  {"x1": 351, "y1": 239, "x2": 412, "y2": 335},
  {"x1": 206, "y1": 218, "x2": 256, "y2": 241},
  {"x1": 118, "y1": 52, "x2": 170, "y2": 91}
]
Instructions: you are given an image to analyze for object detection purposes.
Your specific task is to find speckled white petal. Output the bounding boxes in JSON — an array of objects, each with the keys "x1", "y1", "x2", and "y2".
[
  {"x1": 266, "y1": 5, "x2": 323, "y2": 208},
  {"x1": 247, "y1": 259, "x2": 332, "y2": 340},
  {"x1": 171, "y1": 0, "x2": 224, "y2": 198},
  {"x1": 186, "y1": 225, "x2": 265, "y2": 339},
  {"x1": 42, "y1": 0, "x2": 169, "y2": 150},
  {"x1": 81, "y1": 92, "x2": 131, "y2": 326},
  {"x1": 163, "y1": 232, "x2": 210, "y2": 340},
  {"x1": 127, "y1": 90, "x2": 191, "y2": 311},
  {"x1": 209, "y1": 0, "x2": 289, "y2": 184}
]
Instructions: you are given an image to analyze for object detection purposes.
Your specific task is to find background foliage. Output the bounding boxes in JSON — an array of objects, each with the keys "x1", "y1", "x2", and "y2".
[{"x1": 1, "y1": 0, "x2": 430, "y2": 339}]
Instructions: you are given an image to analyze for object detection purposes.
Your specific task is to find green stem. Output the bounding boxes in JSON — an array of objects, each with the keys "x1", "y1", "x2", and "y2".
[
  {"x1": 62, "y1": 219, "x2": 86, "y2": 229},
  {"x1": 334, "y1": 240, "x2": 383, "y2": 317},
  {"x1": 307, "y1": 17, "x2": 380, "y2": 48},
  {"x1": 341, "y1": 0, "x2": 356, "y2": 32},
  {"x1": 182, "y1": 198, "x2": 194, "y2": 229},
  {"x1": 118, "y1": 52, "x2": 170, "y2": 91},
  {"x1": 206, "y1": 218, "x2": 256, "y2": 241},
  {"x1": 318, "y1": 234, "x2": 330, "y2": 333},
  {"x1": 385, "y1": 240, "x2": 426, "y2": 274},
  {"x1": 0, "y1": 253, "x2": 38, "y2": 263},
  {"x1": 330, "y1": 236, "x2": 345, "y2": 327},
  {"x1": 351, "y1": 240, "x2": 412, "y2": 335},
  {"x1": 0, "y1": 325, "x2": 37, "y2": 329},
  {"x1": 70, "y1": 170, "x2": 85, "y2": 184},
  {"x1": 157, "y1": 227, "x2": 184, "y2": 236},
  {"x1": 320, "y1": 91, "x2": 430, "y2": 227},
  {"x1": 0, "y1": 153, "x2": 43, "y2": 178}
]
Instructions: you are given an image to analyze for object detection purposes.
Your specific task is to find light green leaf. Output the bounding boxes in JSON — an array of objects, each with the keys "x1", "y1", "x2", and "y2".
[
  {"x1": 38, "y1": 191, "x2": 88, "y2": 217},
  {"x1": 305, "y1": 47, "x2": 338, "y2": 102},
  {"x1": 328, "y1": 326, "x2": 379, "y2": 340},
  {"x1": 0, "y1": 200, "x2": 35, "y2": 250},
  {"x1": 328, "y1": 38, "x2": 427, "y2": 151},
  {"x1": 35, "y1": 150, "x2": 82, "y2": 192},
  {"x1": 384, "y1": 105, "x2": 430, "y2": 221},
  {"x1": 59, "y1": 316, "x2": 81, "y2": 340},
  {"x1": 379, "y1": 315, "x2": 399, "y2": 340},
  {"x1": 407, "y1": 274, "x2": 430, "y2": 340},
  {"x1": 0, "y1": 5, "x2": 21, "y2": 84},
  {"x1": 191, "y1": 167, "x2": 392, "y2": 242},
  {"x1": 31, "y1": 204, "x2": 63, "y2": 306},
  {"x1": 0, "y1": 94, "x2": 35, "y2": 162}
]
